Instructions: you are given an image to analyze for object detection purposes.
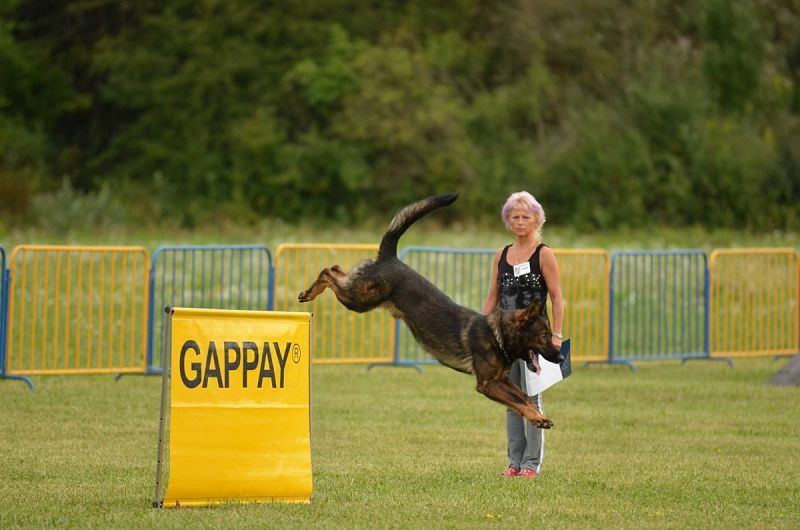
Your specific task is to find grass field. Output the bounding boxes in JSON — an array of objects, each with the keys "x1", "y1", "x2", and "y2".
[
  {"x1": 2, "y1": 356, "x2": 799, "y2": 529},
  {"x1": 1, "y1": 224, "x2": 798, "y2": 528}
]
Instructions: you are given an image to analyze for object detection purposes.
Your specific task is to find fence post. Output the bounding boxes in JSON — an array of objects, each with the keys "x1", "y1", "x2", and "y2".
[
  {"x1": 144, "y1": 248, "x2": 160, "y2": 375},
  {"x1": 0, "y1": 247, "x2": 33, "y2": 389}
]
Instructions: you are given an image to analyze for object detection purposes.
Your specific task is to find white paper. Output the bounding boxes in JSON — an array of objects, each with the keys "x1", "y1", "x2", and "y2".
[{"x1": 523, "y1": 339, "x2": 571, "y2": 396}]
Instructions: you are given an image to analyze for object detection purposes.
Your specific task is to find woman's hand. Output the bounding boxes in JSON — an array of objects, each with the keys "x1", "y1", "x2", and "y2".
[{"x1": 552, "y1": 336, "x2": 562, "y2": 349}]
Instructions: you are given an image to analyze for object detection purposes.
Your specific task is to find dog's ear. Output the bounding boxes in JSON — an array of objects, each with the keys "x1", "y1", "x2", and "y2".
[{"x1": 518, "y1": 298, "x2": 546, "y2": 325}]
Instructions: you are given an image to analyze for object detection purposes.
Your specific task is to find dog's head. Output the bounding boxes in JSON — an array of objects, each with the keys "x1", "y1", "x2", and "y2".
[{"x1": 505, "y1": 299, "x2": 565, "y2": 369}]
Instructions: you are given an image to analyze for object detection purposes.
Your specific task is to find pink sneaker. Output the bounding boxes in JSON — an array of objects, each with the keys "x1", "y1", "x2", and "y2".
[
  {"x1": 519, "y1": 468, "x2": 538, "y2": 478},
  {"x1": 504, "y1": 467, "x2": 520, "y2": 477}
]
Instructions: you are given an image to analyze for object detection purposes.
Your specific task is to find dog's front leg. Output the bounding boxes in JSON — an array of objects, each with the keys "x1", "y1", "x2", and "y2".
[{"x1": 476, "y1": 377, "x2": 554, "y2": 429}]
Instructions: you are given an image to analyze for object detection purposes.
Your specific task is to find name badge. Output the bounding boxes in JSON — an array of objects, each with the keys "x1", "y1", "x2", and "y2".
[{"x1": 513, "y1": 261, "x2": 531, "y2": 277}]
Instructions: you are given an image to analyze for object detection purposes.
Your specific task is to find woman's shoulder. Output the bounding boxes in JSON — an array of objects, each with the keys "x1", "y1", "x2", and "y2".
[{"x1": 538, "y1": 244, "x2": 558, "y2": 263}]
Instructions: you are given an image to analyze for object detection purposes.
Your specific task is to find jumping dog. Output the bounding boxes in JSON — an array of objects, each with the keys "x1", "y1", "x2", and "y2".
[{"x1": 298, "y1": 193, "x2": 564, "y2": 428}]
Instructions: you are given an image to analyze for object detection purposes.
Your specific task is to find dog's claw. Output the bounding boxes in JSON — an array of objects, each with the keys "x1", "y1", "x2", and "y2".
[{"x1": 536, "y1": 418, "x2": 554, "y2": 429}]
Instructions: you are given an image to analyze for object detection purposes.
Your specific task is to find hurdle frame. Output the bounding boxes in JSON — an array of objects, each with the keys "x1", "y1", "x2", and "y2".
[
  {"x1": 153, "y1": 305, "x2": 173, "y2": 507},
  {"x1": 153, "y1": 306, "x2": 314, "y2": 507}
]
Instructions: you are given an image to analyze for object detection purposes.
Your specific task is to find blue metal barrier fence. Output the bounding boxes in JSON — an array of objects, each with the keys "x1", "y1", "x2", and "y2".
[
  {"x1": 609, "y1": 250, "x2": 710, "y2": 367},
  {"x1": 146, "y1": 245, "x2": 274, "y2": 373}
]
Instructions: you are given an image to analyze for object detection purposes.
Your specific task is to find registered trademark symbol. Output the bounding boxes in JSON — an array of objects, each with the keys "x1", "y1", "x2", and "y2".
[{"x1": 292, "y1": 344, "x2": 301, "y2": 363}]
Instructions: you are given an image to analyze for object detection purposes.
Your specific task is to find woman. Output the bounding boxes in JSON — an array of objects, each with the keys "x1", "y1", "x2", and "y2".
[{"x1": 482, "y1": 191, "x2": 564, "y2": 479}]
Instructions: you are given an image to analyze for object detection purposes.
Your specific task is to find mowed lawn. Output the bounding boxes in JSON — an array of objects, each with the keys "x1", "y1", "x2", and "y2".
[{"x1": 1, "y1": 356, "x2": 799, "y2": 529}]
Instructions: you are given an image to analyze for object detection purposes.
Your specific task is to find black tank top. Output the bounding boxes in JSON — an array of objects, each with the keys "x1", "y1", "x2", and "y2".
[{"x1": 497, "y1": 243, "x2": 549, "y2": 311}]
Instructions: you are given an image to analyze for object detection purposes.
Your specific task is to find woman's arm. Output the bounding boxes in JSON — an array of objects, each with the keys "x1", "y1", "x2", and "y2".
[{"x1": 540, "y1": 246, "x2": 563, "y2": 346}]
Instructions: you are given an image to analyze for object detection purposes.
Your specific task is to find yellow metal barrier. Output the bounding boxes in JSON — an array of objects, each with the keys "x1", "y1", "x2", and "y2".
[
  {"x1": 5, "y1": 245, "x2": 150, "y2": 375},
  {"x1": 553, "y1": 249, "x2": 610, "y2": 362},
  {"x1": 274, "y1": 244, "x2": 393, "y2": 364},
  {"x1": 709, "y1": 248, "x2": 799, "y2": 358}
]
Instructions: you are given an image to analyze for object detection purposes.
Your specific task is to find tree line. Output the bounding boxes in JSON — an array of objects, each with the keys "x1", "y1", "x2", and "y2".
[{"x1": 1, "y1": 0, "x2": 799, "y2": 230}]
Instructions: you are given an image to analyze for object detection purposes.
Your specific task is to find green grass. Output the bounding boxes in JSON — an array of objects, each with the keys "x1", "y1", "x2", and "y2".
[
  {"x1": 0, "y1": 224, "x2": 798, "y2": 527},
  {"x1": 2, "y1": 357, "x2": 799, "y2": 529}
]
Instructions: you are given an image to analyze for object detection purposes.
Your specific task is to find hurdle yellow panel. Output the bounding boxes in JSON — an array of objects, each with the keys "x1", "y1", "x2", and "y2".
[
  {"x1": 709, "y1": 248, "x2": 799, "y2": 358},
  {"x1": 5, "y1": 245, "x2": 150, "y2": 375},
  {"x1": 155, "y1": 308, "x2": 312, "y2": 507},
  {"x1": 553, "y1": 249, "x2": 610, "y2": 362},
  {"x1": 274, "y1": 244, "x2": 393, "y2": 364}
]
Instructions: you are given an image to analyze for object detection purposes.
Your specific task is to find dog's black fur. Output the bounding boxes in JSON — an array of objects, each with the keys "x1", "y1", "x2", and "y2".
[{"x1": 298, "y1": 193, "x2": 564, "y2": 428}]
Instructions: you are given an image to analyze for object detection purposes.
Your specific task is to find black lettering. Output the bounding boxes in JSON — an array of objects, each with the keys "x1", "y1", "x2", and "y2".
[
  {"x1": 181, "y1": 338, "x2": 293, "y2": 390},
  {"x1": 203, "y1": 341, "x2": 223, "y2": 388},
  {"x1": 223, "y1": 341, "x2": 241, "y2": 388},
  {"x1": 242, "y1": 341, "x2": 259, "y2": 388},
  {"x1": 273, "y1": 341, "x2": 291, "y2": 388},
  {"x1": 179, "y1": 340, "x2": 202, "y2": 388},
  {"x1": 258, "y1": 342, "x2": 276, "y2": 388}
]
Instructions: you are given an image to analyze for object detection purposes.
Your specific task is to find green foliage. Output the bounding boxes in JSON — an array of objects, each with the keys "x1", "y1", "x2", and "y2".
[
  {"x1": 546, "y1": 105, "x2": 656, "y2": 229},
  {"x1": 1, "y1": 0, "x2": 799, "y2": 229},
  {"x1": 682, "y1": 117, "x2": 779, "y2": 228},
  {"x1": 29, "y1": 178, "x2": 126, "y2": 232},
  {"x1": 0, "y1": 116, "x2": 44, "y2": 217},
  {"x1": 0, "y1": 0, "x2": 70, "y2": 215},
  {"x1": 625, "y1": 78, "x2": 701, "y2": 224},
  {"x1": 698, "y1": 0, "x2": 765, "y2": 111}
]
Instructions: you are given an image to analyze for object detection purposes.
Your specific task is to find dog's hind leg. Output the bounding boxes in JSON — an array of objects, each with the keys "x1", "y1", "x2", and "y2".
[
  {"x1": 298, "y1": 266, "x2": 343, "y2": 303},
  {"x1": 298, "y1": 265, "x2": 388, "y2": 313},
  {"x1": 476, "y1": 378, "x2": 554, "y2": 429}
]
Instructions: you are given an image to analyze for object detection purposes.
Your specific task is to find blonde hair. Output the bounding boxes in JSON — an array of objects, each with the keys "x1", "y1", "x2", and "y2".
[{"x1": 501, "y1": 191, "x2": 546, "y2": 233}]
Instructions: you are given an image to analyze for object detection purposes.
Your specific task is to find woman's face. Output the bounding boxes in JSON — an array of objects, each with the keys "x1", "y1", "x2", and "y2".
[{"x1": 508, "y1": 207, "x2": 539, "y2": 239}]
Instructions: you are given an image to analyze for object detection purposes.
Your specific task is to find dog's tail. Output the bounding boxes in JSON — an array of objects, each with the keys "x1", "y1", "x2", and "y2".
[{"x1": 378, "y1": 193, "x2": 458, "y2": 260}]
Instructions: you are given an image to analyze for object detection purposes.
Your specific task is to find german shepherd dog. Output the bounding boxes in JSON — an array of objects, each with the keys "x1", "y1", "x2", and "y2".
[{"x1": 298, "y1": 193, "x2": 564, "y2": 428}]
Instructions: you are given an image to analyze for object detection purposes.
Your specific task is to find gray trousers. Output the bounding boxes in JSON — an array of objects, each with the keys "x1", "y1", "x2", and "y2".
[{"x1": 506, "y1": 359, "x2": 544, "y2": 472}]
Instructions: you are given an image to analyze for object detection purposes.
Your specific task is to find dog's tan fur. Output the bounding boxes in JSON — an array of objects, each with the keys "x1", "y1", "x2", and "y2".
[{"x1": 298, "y1": 194, "x2": 563, "y2": 428}]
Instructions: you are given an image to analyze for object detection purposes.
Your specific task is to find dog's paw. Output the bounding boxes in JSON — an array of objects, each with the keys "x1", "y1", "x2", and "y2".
[
  {"x1": 298, "y1": 290, "x2": 311, "y2": 303},
  {"x1": 536, "y1": 418, "x2": 554, "y2": 429}
]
